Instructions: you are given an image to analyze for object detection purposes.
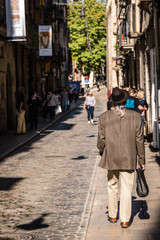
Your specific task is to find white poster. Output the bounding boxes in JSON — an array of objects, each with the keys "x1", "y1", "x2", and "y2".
[
  {"x1": 39, "y1": 25, "x2": 52, "y2": 56},
  {"x1": 5, "y1": 0, "x2": 26, "y2": 41}
]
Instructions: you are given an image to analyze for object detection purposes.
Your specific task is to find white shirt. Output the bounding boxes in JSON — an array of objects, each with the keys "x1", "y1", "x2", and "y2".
[{"x1": 86, "y1": 96, "x2": 95, "y2": 107}]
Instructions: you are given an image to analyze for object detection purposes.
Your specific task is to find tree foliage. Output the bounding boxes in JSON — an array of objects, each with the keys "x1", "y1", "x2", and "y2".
[{"x1": 68, "y1": 0, "x2": 106, "y2": 74}]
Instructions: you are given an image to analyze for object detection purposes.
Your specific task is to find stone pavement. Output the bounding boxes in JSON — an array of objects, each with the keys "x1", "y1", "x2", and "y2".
[
  {"x1": 0, "y1": 97, "x2": 83, "y2": 160},
  {"x1": 0, "y1": 85, "x2": 103, "y2": 160},
  {"x1": 0, "y1": 87, "x2": 159, "y2": 240},
  {"x1": 86, "y1": 139, "x2": 160, "y2": 239},
  {"x1": 0, "y1": 87, "x2": 106, "y2": 239}
]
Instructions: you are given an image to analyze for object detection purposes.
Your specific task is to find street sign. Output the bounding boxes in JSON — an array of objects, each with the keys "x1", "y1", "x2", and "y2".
[
  {"x1": 39, "y1": 25, "x2": 52, "y2": 56},
  {"x1": 5, "y1": 0, "x2": 26, "y2": 41}
]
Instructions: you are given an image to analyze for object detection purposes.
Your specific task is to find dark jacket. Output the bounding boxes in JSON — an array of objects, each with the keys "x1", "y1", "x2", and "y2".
[
  {"x1": 137, "y1": 97, "x2": 148, "y2": 115},
  {"x1": 27, "y1": 97, "x2": 40, "y2": 115}
]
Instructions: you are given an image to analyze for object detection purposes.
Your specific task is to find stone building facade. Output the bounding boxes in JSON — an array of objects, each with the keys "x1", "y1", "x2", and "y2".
[
  {"x1": 0, "y1": 0, "x2": 70, "y2": 133},
  {"x1": 106, "y1": 0, "x2": 118, "y2": 90},
  {"x1": 106, "y1": 0, "x2": 160, "y2": 148}
]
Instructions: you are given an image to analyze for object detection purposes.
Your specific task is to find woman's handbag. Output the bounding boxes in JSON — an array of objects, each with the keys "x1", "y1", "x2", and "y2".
[
  {"x1": 55, "y1": 105, "x2": 62, "y2": 115},
  {"x1": 16, "y1": 108, "x2": 19, "y2": 116},
  {"x1": 86, "y1": 105, "x2": 90, "y2": 110},
  {"x1": 136, "y1": 168, "x2": 149, "y2": 197}
]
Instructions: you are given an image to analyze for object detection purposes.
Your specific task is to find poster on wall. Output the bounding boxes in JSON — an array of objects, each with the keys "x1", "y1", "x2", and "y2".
[
  {"x1": 39, "y1": 25, "x2": 52, "y2": 56},
  {"x1": 5, "y1": 0, "x2": 26, "y2": 41}
]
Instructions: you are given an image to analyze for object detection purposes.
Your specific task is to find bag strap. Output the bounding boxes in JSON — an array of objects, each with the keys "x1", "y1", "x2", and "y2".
[{"x1": 48, "y1": 94, "x2": 53, "y2": 103}]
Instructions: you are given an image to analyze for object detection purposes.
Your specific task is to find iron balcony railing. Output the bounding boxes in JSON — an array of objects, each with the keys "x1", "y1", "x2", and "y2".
[{"x1": 119, "y1": 20, "x2": 133, "y2": 51}]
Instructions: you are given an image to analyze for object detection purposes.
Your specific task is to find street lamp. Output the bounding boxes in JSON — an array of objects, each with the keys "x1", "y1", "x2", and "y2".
[
  {"x1": 85, "y1": 20, "x2": 89, "y2": 30},
  {"x1": 80, "y1": 6, "x2": 86, "y2": 19},
  {"x1": 80, "y1": 4, "x2": 92, "y2": 56},
  {"x1": 86, "y1": 33, "x2": 90, "y2": 42}
]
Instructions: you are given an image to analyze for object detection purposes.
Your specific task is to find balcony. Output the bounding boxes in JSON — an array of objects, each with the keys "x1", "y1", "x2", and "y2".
[
  {"x1": 118, "y1": 0, "x2": 126, "y2": 20},
  {"x1": 128, "y1": 4, "x2": 139, "y2": 39},
  {"x1": 119, "y1": 22, "x2": 134, "y2": 52}
]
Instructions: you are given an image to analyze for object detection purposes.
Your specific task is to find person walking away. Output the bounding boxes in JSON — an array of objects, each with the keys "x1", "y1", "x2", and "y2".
[
  {"x1": 73, "y1": 88, "x2": 79, "y2": 102},
  {"x1": 97, "y1": 87, "x2": 145, "y2": 228},
  {"x1": 85, "y1": 85, "x2": 90, "y2": 96},
  {"x1": 47, "y1": 90, "x2": 57, "y2": 120},
  {"x1": 27, "y1": 91, "x2": 41, "y2": 130},
  {"x1": 83, "y1": 91, "x2": 96, "y2": 124},
  {"x1": 16, "y1": 86, "x2": 26, "y2": 134},
  {"x1": 137, "y1": 89, "x2": 148, "y2": 133},
  {"x1": 55, "y1": 91, "x2": 62, "y2": 114},
  {"x1": 68, "y1": 88, "x2": 73, "y2": 104},
  {"x1": 97, "y1": 82, "x2": 100, "y2": 91},
  {"x1": 40, "y1": 90, "x2": 48, "y2": 119},
  {"x1": 124, "y1": 88, "x2": 140, "y2": 111},
  {"x1": 61, "y1": 87, "x2": 69, "y2": 112}
]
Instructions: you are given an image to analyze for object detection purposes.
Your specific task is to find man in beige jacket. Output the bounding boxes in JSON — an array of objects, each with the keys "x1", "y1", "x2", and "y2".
[{"x1": 97, "y1": 87, "x2": 145, "y2": 228}]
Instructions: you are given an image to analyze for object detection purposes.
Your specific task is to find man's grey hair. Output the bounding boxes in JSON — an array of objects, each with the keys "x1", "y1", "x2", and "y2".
[{"x1": 114, "y1": 105, "x2": 126, "y2": 117}]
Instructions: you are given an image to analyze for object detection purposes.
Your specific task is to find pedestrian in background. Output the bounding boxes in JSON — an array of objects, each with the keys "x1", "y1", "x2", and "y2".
[
  {"x1": 61, "y1": 87, "x2": 69, "y2": 112},
  {"x1": 47, "y1": 90, "x2": 58, "y2": 120},
  {"x1": 97, "y1": 82, "x2": 100, "y2": 91},
  {"x1": 83, "y1": 91, "x2": 96, "y2": 124},
  {"x1": 40, "y1": 90, "x2": 48, "y2": 119},
  {"x1": 27, "y1": 91, "x2": 41, "y2": 130},
  {"x1": 73, "y1": 88, "x2": 79, "y2": 102},
  {"x1": 137, "y1": 89, "x2": 148, "y2": 133},
  {"x1": 68, "y1": 88, "x2": 73, "y2": 104},
  {"x1": 16, "y1": 86, "x2": 26, "y2": 135},
  {"x1": 97, "y1": 87, "x2": 145, "y2": 228}
]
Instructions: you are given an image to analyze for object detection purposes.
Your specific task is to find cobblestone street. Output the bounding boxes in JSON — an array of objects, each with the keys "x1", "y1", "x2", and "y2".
[
  {"x1": 0, "y1": 89, "x2": 107, "y2": 240},
  {"x1": 0, "y1": 88, "x2": 160, "y2": 240}
]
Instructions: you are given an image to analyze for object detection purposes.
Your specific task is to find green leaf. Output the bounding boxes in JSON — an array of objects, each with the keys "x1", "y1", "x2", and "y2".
[{"x1": 68, "y1": 0, "x2": 106, "y2": 74}]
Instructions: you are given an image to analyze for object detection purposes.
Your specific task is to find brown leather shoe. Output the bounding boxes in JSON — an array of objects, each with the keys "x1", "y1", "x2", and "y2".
[
  {"x1": 108, "y1": 217, "x2": 117, "y2": 223},
  {"x1": 121, "y1": 222, "x2": 131, "y2": 228}
]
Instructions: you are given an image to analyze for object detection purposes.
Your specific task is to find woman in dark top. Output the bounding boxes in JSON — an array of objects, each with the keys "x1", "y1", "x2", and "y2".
[
  {"x1": 27, "y1": 91, "x2": 41, "y2": 130},
  {"x1": 41, "y1": 90, "x2": 48, "y2": 119}
]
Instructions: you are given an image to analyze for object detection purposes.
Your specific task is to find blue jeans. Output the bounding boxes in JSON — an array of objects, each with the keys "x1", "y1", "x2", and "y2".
[
  {"x1": 87, "y1": 106, "x2": 94, "y2": 121},
  {"x1": 62, "y1": 99, "x2": 68, "y2": 112},
  {"x1": 141, "y1": 116, "x2": 145, "y2": 133}
]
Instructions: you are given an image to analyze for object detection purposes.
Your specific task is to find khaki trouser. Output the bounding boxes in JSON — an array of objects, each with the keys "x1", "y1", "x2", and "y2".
[
  {"x1": 17, "y1": 110, "x2": 26, "y2": 134},
  {"x1": 107, "y1": 170, "x2": 135, "y2": 222}
]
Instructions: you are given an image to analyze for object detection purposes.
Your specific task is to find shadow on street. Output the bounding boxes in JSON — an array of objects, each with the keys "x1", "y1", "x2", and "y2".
[
  {"x1": 0, "y1": 177, "x2": 24, "y2": 191},
  {"x1": 16, "y1": 214, "x2": 50, "y2": 231},
  {"x1": 0, "y1": 106, "x2": 83, "y2": 162}
]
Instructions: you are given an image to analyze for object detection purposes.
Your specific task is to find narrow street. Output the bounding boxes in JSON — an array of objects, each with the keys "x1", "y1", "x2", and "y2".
[
  {"x1": 0, "y1": 89, "x2": 107, "y2": 240},
  {"x1": 0, "y1": 88, "x2": 160, "y2": 240}
]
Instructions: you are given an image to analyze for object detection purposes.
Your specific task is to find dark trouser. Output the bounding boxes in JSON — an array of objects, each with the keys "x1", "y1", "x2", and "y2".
[
  {"x1": 48, "y1": 106, "x2": 56, "y2": 119},
  {"x1": 41, "y1": 106, "x2": 47, "y2": 119},
  {"x1": 30, "y1": 113, "x2": 38, "y2": 129},
  {"x1": 87, "y1": 106, "x2": 94, "y2": 121},
  {"x1": 141, "y1": 116, "x2": 145, "y2": 134}
]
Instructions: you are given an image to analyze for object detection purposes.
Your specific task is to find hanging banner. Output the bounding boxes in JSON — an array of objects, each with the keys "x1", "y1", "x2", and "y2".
[
  {"x1": 39, "y1": 25, "x2": 52, "y2": 56},
  {"x1": 5, "y1": 0, "x2": 26, "y2": 41}
]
